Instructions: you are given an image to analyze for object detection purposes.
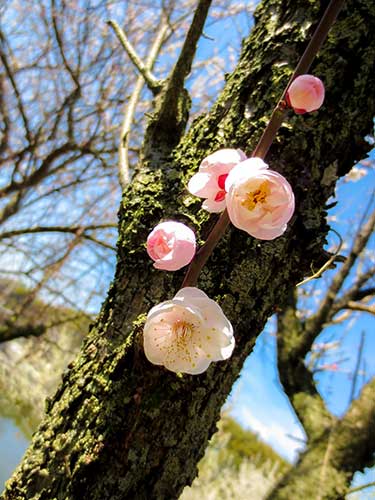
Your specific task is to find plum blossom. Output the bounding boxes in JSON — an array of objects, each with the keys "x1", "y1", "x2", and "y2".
[
  {"x1": 147, "y1": 221, "x2": 196, "y2": 271},
  {"x1": 188, "y1": 148, "x2": 247, "y2": 213},
  {"x1": 143, "y1": 287, "x2": 235, "y2": 374},
  {"x1": 286, "y1": 74, "x2": 325, "y2": 114},
  {"x1": 225, "y1": 158, "x2": 295, "y2": 240}
]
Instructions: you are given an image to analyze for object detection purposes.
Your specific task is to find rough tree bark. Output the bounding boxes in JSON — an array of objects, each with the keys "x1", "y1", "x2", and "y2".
[{"x1": 2, "y1": 0, "x2": 375, "y2": 499}]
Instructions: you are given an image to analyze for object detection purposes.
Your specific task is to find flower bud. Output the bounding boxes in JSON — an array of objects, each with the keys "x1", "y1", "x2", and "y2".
[
  {"x1": 286, "y1": 75, "x2": 325, "y2": 114},
  {"x1": 147, "y1": 221, "x2": 196, "y2": 271}
]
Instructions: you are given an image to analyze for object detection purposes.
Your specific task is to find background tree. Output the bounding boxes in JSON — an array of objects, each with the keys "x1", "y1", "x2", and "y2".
[
  {"x1": 0, "y1": 0, "x2": 374, "y2": 499},
  {"x1": 267, "y1": 205, "x2": 375, "y2": 499}
]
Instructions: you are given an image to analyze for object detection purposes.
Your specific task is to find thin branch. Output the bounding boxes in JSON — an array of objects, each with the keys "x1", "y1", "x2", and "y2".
[
  {"x1": 0, "y1": 143, "x2": 74, "y2": 198},
  {"x1": 143, "y1": 0, "x2": 213, "y2": 153},
  {"x1": 82, "y1": 234, "x2": 116, "y2": 251},
  {"x1": 346, "y1": 301, "x2": 375, "y2": 315},
  {"x1": 168, "y1": 0, "x2": 213, "y2": 92},
  {"x1": 0, "y1": 321, "x2": 45, "y2": 343},
  {"x1": 0, "y1": 30, "x2": 32, "y2": 145},
  {"x1": 118, "y1": 19, "x2": 169, "y2": 188},
  {"x1": 107, "y1": 20, "x2": 161, "y2": 94},
  {"x1": 182, "y1": 0, "x2": 345, "y2": 288},
  {"x1": 347, "y1": 481, "x2": 375, "y2": 495},
  {"x1": 329, "y1": 267, "x2": 375, "y2": 319},
  {"x1": 51, "y1": 0, "x2": 80, "y2": 89},
  {"x1": 296, "y1": 229, "x2": 343, "y2": 287},
  {"x1": 303, "y1": 207, "x2": 375, "y2": 350},
  {"x1": 0, "y1": 224, "x2": 117, "y2": 241},
  {"x1": 349, "y1": 331, "x2": 365, "y2": 404},
  {"x1": 253, "y1": 0, "x2": 345, "y2": 158}
]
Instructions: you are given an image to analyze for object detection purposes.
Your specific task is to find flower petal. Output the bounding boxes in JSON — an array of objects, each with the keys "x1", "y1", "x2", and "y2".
[
  {"x1": 202, "y1": 198, "x2": 227, "y2": 213},
  {"x1": 225, "y1": 159, "x2": 294, "y2": 240},
  {"x1": 188, "y1": 173, "x2": 218, "y2": 198}
]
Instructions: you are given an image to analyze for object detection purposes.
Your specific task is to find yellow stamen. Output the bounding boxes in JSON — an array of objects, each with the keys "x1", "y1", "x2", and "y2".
[
  {"x1": 241, "y1": 181, "x2": 270, "y2": 211},
  {"x1": 172, "y1": 320, "x2": 194, "y2": 339}
]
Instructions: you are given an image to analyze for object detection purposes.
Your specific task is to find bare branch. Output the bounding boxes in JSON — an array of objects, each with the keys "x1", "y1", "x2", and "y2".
[
  {"x1": 296, "y1": 229, "x2": 342, "y2": 287},
  {"x1": 143, "y1": 0, "x2": 213, "y2": 154},
  {"x1": 118, "y1": 19, "x2": 169, "y2": 187},
  {"x1": 0, "y1": 29, "x2": 32, "y2": 144},
  {"x1": 349, "y1": 331, "x2": 366, "y2": 404},
  {"x1": 300, "y1": 206, "x2": 375, "y2": 355},
  {"x1": 0, "y1": 321, "x2": 45, "y2": 343},
  {"x1": 346, "y1": 301, "x2": 375, "y2": 315},
  {"x1": 107, "y1": 20, "x2": 161, "y2": 94},
  {"x1": 51, "y1": 0, "x2": 80, "y2": 89},
  {"x1": 347, "y1": 481, "x2": 375, "y2": 496},
  {"x1": 169, "y1": 0, "x2": 213, "y2": 93},
  {"x1": 0, "y1": 224, "x2": 117, "y2": 241}
]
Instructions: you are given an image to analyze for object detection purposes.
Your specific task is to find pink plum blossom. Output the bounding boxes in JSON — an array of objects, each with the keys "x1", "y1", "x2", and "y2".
[
  {"x1": 225, "y1": 158, "x2": 295, "y2": 240},
  {"x1": 147, "y1": 221, "x2": 196, "y2": 271},
  {"x1": 286, "y1": 74, "x2": 325, "y2": 114},
  {"x1": 143, "y1": 287, "x2": 235, "y2": 374},
  {"x1": 188, "y1": 148, "x2": 247, "y2": 213}
]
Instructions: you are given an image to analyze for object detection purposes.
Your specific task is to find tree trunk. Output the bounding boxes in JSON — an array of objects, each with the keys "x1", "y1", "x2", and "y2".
[
  {"x1": 272, "y1": 287, "x2": 375, "y2": 499},
  {"x1": 267, "y1": 378, "x2": 375, "y2": 500},
  {"x1": 2, "y1": 0, "x2": 375, "y2": 499}
]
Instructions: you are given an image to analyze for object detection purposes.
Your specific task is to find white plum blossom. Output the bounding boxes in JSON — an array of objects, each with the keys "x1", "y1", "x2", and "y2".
[
  {"x1": 188, "y1": 148, "x2": 247, "y2": 213},
  {"x1": 225, "y1": 158, "x2": 295, "y2": 240},
  {"x1": 143, "y1": 287, "x2": 235, "y2": 374}
]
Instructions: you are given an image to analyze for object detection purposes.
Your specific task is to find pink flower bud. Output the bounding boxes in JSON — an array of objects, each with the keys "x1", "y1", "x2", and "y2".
[
  {"x1": 147, "y1": 221, "x2": 196, "y2": 271},
  {"x1": 225, "y1": 158, "x2": 295, "y2": 240},
  {"x1": 188, "y1": 148, "x2": 247, "y2": 213},
  {"x1": 286, "y1": 75, "x2": 325, "y2": 114}
]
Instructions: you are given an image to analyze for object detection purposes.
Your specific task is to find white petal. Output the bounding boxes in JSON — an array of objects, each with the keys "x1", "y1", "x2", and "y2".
[
  {"x1": 225, "y1": 158, "x2": 268, "y2": 191},
  {"x1": 174, "y1": 287, "x2": 209, "y2": 302},
  {"x1": 146, "y1": 301, "x2": 176, "y2": 321},
  {"x1": 188, "y1": 173, "x2": 218, "y2": 198},
  {"x1": 202, "y1": 198, "x2": 226, "y2": 213},
  {"x1": 143, "y1": 319, "x2": 173, "y2": 365},
  {"x1": 200, "y1": 149, "x2": 247, "y2": 171}
]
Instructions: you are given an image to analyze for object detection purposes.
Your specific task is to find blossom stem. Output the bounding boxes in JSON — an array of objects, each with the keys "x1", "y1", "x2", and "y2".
[
  {"x1": 253, "y1": 0, "x2": 345, "y2": 159},
  {"x1": 181, "y1": 0, "x2": 345, "y2": 288}
]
